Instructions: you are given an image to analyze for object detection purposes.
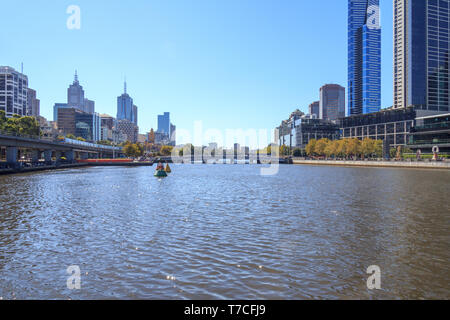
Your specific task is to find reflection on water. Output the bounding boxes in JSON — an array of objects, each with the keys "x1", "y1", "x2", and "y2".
[{"x1": 0, "y1": 165, "x2": 449, "y2": 299}]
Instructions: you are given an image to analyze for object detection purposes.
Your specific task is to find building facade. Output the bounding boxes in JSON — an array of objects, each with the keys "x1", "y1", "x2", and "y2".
[
  {"x1": 0, "y1": 66, "x2": 28, "y2": 117},
  {"x1": 116, "y1": 119, "x2": 138, "y2": 143},
  {"x1": 309, "y1": 101, "x2": 320, "y2": 118},
  {"x1": 393, "y1": 0, "x2": 449, "y2": 111},
  {"x1": 117, "y1": 82, "x2": 137, "y2": 125},
  {"x1": 348, "y1": 0, "x2": 382, "y2": 115},
  {"x1": 340, "y1": 107, "x2": 417, "y2": 147},
  {"x1": 277, "y1": 112, "x2": 340, "y2": 149},
  {"x1": 67, "y1": 71, "x2": 85, "y2": 110},
  {"x1": 53, "y1": 103, "x2": 69, "y2": 122},
  {"x1": 57, "y1": 107, "x2": 100, "y2": 142},
  {"x1": 408, "y1": 113, "x2": 450, "y2": 153},
  {"x1": 320, "y1": 84, "x2": 346, "y2": 120},
  {"x1": 26, "y1": 88, "x2": 40, "y2": 117},
  {"x1": 157, "y1": 112, "x2": 171, "y2": 135}
]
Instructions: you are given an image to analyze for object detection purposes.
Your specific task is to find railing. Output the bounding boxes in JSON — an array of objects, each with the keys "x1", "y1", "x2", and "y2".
[
  {"x1": 0, "y1": 130, "x2": 122, "y2": 151},
  {"x1": 408, "y1": 138, "x2": 450, "y2": 145}
]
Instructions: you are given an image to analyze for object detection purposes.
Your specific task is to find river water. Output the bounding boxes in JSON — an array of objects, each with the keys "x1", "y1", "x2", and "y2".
[{"x1": 0, "y1": 164, "x2": 449, "y2": 300}]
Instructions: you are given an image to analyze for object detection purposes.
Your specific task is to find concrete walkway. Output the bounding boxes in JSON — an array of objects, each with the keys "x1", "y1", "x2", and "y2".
[{"x1": 292, "y1": 159, "x2": 450, "y2": 169}]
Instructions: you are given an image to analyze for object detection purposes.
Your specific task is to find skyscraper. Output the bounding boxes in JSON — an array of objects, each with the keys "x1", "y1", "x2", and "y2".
[
  {"x1": 0, "y1": 66, "x2": 28, "y2": 117},
  {"x1": 27, "y1": 88, "x2": 40, "y2": 117},
  {"x1": 309, "y1": 101, "x2": 320, "y2": 118},
  {"x1": 157, "y1": 112, "x2": 171, "y2": 135},
  {"x1": 348, "y1": 0, "x2": 381, "y2": 115},
  {"x1": 117, "y1": 80, "x2": 137, "y2": 125},
  {"x1": 320, "y1": 84, "x2": 346, "y2": 120},
  {"x1": 394, "y1": 0, "x2": 449, "y2": 112},
  {"x1": 67, "y1": 71, "x2": 85, "y2": 109}
]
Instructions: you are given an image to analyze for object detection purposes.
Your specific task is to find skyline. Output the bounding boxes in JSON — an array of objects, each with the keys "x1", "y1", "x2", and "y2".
[{"x1": 1, "y1": 0, "x2": 394, "y2": 147}]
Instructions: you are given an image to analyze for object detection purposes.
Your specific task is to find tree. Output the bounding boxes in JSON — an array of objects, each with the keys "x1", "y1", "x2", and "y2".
[
  {"x1": 360, "y1": 138, "x2": 375, "y2": 159},
  {"x1": 279, "y1": 145, "x2": 290, "y2": 156},
  {"x1": 346, "y1": 138, "x2": 361, "y2": 159},
  {"x1": 305, "y1": 139, "x2": 317, "y2": 157},
  {"x1": 324, "y1": 140, "x2": 339, "y2": 159},
  {"x1": 336, "y1": 139, "x2": 348, "y2": 159},
  {"x1": 123, "y1": 143, "x2": 143, "y2": 158},
  {"x1": 66, "y1": 134, "x2": 76, "y2": 140},
  {"x1": 315, "y1": 138, "x2": 330, "y2": 157},
  {"x1": 292, "y1": 148, "x2": 303, "y2": 157},
  {"x1": 160, "y1": 145, "x2": 174, "y2": 156},
  {"x1": 76, "y1": 137, "x2": 86, "y2": 142}
]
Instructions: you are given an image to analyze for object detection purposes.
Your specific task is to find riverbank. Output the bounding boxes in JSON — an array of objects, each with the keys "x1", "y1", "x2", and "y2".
[
  {"x1": 292, "y1": 159, "x2": 450, "y2": 169},
  {"x1": 0, "y1": 162, "x2": 90, "y2": 175}
]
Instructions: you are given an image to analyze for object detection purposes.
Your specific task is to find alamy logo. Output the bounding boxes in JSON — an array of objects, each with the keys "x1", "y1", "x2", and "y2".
[
  {"x1": 67, "y1": 265, "x2": 81, "y2": 290},
  {"x1": 366, "y1": 5, "x2": 381, "y2": 30},
  {"x1": 67, "y1": 5, "x2": 81, "y2": 30},
  {"x1": 366, "y1": 265, "x2": 381, "y2": 290}
]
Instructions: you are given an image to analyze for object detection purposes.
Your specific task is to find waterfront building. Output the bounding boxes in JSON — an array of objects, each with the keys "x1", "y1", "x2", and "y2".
[
  {"x1": 116, "y1": 119, "x2": 138, "y2": 143},
  {"x1": 393, "y1": 0, "x2": 449, "y2": 111},
  {"x1": 348, "y1": 0, "x2": 382, "y2": 115},
  {"x1": 154, "y1": 132, "x2": 170, "y2": 145},
  {"x1": 26, "y1": 88, "x2": 40, "y2": 117},
  {"x1": 320, "y1": 84, "x2": 346, "y2": 120},
  {"x1": 0, "y1": 66, "x2": 28, "y2": 117},
  {"x1": 57, "y1": 107, "x2": 79, "y2": 137},
  {"x1": 340, "y1": 107, "x2": 417, "y2": 148},
  {"x1": 309, "y1": 101, "x2": 320, "y2": 118},
  {"x1": 408, "y1": 113, "x2": 450, "y2": 153},
  {"x1": 277, "y1": 112, "x2": 340, "y2": 149},
  {"x1": 117, "y1": 81, "x2": 137, "y2": 125}
]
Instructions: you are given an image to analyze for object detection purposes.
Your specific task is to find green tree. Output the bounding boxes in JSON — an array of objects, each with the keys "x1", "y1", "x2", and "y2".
[
  {"x1": 66, "y1": 134, "x2": 76, "y2": 140},
  {"x1": 292, "y1": 148, "x2": 303, "y2": 157},
  {"x1": 279, "y1": 145, "x2": 290, "y2": 156},
  {"x1": 324, "y1": 140, "x2": 339, "y2": 158},
  {"x1": 346, "y1": 138, "x2": 361, "y2": 159},
  {"x1": 76, "y1": 137, "x2": 86, "y2": 142}
]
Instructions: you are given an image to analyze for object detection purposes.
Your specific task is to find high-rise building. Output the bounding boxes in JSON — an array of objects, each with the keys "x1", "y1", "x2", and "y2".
[
  {"x1": 100, "y1": 113, "x2": 115, "y2": 130},
  {"x1": 57, "y1": 107, "x2": 100, "y2": 142},
  {"x1": 116, "y1": 119, "x2": 138, "y2": 143},
  {"x1": 320, "y1": 84, "x2": 346, "y2": 121},
  {"x1": 0, "y1": 66, "x2": 28, "y2": 117},
  {"x1": 53, "y1": 103, "x2": 69, "y2": 122},
  {"x1": 348, "y1": 0, "x2": 381, "y2": 115},
  {"x1": 67, "y1": 71, "x2": 85, "y2": 110},
  {"x1": 393, "y1": 0, "x2": 449, "y2": 112},
  {"x1": 27, "y1": 88, "x2": 40, "y2": 117},
  {"x1": 157, "y1": 112, "x2": 171, "y2": 135},
  {"x1": 84, "y1": 98, "x2": 95, "y2": 114},
  {"x1": 309, "y1": 101, "x2": 320, "y2": 118},
  {"x1": 117, "y1": 81, "x2": 137, "y2": 125}
]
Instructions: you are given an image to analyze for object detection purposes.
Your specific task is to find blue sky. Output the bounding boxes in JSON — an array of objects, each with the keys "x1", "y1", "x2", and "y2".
[{"x1": 0, "y1": 0, "x2": 393, "y2": 147}]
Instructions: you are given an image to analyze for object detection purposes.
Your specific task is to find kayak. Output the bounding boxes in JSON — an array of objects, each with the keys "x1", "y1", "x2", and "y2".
[{"x1": 154, "y1": 170, "x2": 168, "y2": 178}]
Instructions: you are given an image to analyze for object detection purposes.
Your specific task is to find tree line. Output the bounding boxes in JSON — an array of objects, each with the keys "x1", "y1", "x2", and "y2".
[
  {"x1": 0, "y1": 111, "x2": 40, "y2": 137},
  {"x1": 305, "y1": 138, "x2": 383, "y2": 159}
]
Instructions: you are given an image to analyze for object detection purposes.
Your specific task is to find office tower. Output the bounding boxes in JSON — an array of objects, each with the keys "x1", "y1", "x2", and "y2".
[
  {"x1": 157, "y1": 112, "x2": 171, "y2": 135},
  {"x1": 27, "y1": 88, "x2": 40, "y2": 117},
  {"x1": 53, "y1": 103, "x2": 69, "y2": 122},
  {"x1": 117, "y1": 119, "x2": 138, "y2": 143},
  {"x1": 394, "y1": 0, "x2": 449, "y2": 111},
  {"x1": 117, "y1": 80, "x2": 137, "y2": 125},
  {"x1": 0, "y1": 66, "x2": 28, "y2": 117},
  {"x1": 320, "y1": 84, "x2": 346, "y2": 120},
  {"x1": 100, "y1": 114, "x2": 115, "y2": 130},
  {"x1": 309, "y1": 101, "x2": 320, "y2": 118},
  {"x1": 57, "y1": 107, "x2": 100, "y2": 142},
  {"x1": 67, "y1": 71, "x2": 85, "y2": 109},
  {"x1": 84, "y1": 98, "x2": 95, "y2": 114},
  {"x1": 170, "y1": 123, "x2": 176, "y2": 145},
  {"x1": 348, "y1": 0, "x2": 381, "y2": 115}
]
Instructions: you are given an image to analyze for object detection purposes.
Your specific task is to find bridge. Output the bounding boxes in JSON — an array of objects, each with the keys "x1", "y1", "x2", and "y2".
[{"x1": 0, "y1": 132, "x2": 123, "y2": 168}]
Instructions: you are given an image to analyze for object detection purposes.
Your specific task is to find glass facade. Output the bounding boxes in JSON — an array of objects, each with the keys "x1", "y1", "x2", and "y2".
[
  {"x1": 157, "y1": 112, "x2": 171, "y2": 135},
  {"x1": 426, "y1": 0, "x2": 449, "y2": 111},
  {"x1": 117, "y1": 83, "x2": 137, "y2": 125},
  {"x1": 348, "y1": 0, "x2": 381, "y2": 116}
]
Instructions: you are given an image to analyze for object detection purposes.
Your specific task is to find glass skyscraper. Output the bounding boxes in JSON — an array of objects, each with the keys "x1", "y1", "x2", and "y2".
[
  {"x1": 117, "y1": 81, "x2": 138, "y2": 125},
  {"x1": 157, "y1": 112, "x2": 171, "y2": 135},
  {"x1": 394, "y1": 0, "x2": 449, "y2": 112},
  {"x1": 348, "y1": 0, "x2": 381, "y2": 115}
]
